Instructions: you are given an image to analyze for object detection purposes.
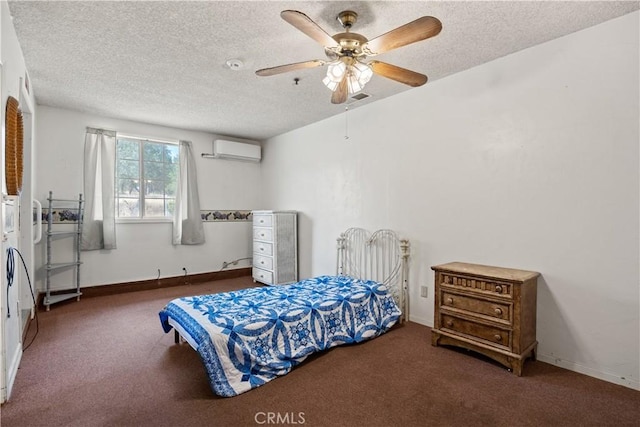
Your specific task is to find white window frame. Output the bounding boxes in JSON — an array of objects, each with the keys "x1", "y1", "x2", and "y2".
[{"x1": 115, "y1": 133, "x2": 179, "y2": 223}]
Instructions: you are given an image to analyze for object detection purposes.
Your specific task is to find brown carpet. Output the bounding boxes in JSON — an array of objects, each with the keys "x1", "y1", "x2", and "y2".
[{"x1": 1, "y1": 276, "x2": 638, "y2": 427}]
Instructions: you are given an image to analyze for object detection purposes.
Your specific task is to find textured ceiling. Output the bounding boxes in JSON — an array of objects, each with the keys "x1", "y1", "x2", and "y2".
[{"x1": 8, "y1": 1, "x2": 639, "y2": 141}]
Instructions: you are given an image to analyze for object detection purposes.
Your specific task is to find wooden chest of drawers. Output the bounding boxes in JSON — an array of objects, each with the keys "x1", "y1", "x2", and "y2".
[
  {"x1": 252, "y1": 210, "x2": 297, "y2": 286},
  {"x1": 431, "y1": 262, "x2": 539, "y2": 376}
]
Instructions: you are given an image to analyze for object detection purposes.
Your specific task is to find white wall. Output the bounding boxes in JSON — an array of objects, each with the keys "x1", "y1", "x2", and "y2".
[
  {"x1": 34, "y1": 106, "x2": 263, "y2": 289},
  {"x1": 1, "y1": 0, "x2": 37, "y2": 402},
  {"x1": 260, "y1": 12, "x2": 640, "y2": 390}
]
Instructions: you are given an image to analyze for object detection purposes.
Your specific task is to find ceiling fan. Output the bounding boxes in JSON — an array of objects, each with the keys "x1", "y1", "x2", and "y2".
[{"x1": 255, "y1": 10, "x2": 442, "y2": 104}]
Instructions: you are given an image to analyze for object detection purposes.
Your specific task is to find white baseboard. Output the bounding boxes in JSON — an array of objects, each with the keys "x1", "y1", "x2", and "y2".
[
  {"x1": 537, "y1": 352, "x2": 639, "y2": 391},
  {"x1": 404, "y1": 318, "x2": 639, "y2": 391},
  {"x1": 408, "y1": 314, "x2": 431, "y2": 327},
  {"x1": 5, "y1": 346, "x2": 23, "y2": 401}
]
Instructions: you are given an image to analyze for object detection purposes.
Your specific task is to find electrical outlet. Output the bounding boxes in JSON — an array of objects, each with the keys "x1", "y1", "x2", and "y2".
[{"x1": 420, "y1": 285, "x2": 428, "y2": 298}]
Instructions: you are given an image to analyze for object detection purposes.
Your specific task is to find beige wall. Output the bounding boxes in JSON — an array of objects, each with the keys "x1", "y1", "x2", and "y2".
[
  {"x1": 34, "y1": 106, "x2": 263, "y2": 287},
  {"x1": 260, "y1": 12, "x2": 640, "y2": 389}
]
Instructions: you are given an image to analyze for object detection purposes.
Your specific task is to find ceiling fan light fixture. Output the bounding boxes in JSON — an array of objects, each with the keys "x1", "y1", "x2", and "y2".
[
  {"x1": 346, "y1": 75, "x2": 364, "y2": 93},
  {"x1": 258, "y1": 10, "x2": 441, "y2": 104},
  {"x1": 323, "y1": 59, "x2": 373, "y2": 94},
  {"x1": 322, "y1": 76, "x2": 340, "y2": 92},
  {"x1": 347, "y1": 61, "x2": 373, "y2": 93},
  {"x1": 325, "y1": 60, "x2": 347, "y2": 83}
]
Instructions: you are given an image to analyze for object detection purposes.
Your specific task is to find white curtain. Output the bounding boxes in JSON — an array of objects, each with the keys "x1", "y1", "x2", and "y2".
[
  {"x1": 173, "y1": 140, "x2": 205, "y2": 245},
  {"x1": 81, "y1": 127, "x2": 117, "y2": 250}
]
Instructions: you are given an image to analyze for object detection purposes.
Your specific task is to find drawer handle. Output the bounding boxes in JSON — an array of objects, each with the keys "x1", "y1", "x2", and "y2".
[
  {"x1": 494, "y1": 334, "x2": 502, "y2": 341},
  {"x1": 446, "y1": 320, "x2": 454, "y2": 327},
  {"x1": 260, "y1": 233, "x2": 265, "y2": 237},
  {"x1": 446, "y1": 297, "x2": 453, "y2": 305},
  {"x1": 259, "y1": 219, "x2": 264, "y2": 224},
  {"x1": 259, "y1": 247, "x2": 264, "y2": 251},
  {"x1": 495, "y1": 285, "x2": 503, "y2": 293},
  {"x1": 494, "y1": 308, "x2": 503, "y2": 316},
  {"x1": 260, "y1": 261, "x2": 265, "y2": 265}
]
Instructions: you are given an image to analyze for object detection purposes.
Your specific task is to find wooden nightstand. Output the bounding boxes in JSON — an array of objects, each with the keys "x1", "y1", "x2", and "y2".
[{"x1": 431, "y1": 262, "x2": 539, "y2": 376}]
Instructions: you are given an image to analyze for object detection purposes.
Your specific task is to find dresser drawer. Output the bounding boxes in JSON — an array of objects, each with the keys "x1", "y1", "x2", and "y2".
[
  {"x1": 253, "y1": 214, "x2": 273, "y2": 227},
  {"x1": 253, "y1": 267, "x2": 274, "y2": 285},
  {"x1": 440, "y1": 273, "x2": 513, "y2": 299},
  {"x1": 253, "y1": 254, "x2": 273, "y2": 271},
  {"x1": 440, "y1": 314, "x2": 511, "y2": 350},
  {"x1": 253, "y1": 227, "x2": 273, "y2": 242},
  {"x1": 253, "y1": 241, "x2": 273, "y2": 256},
  {"x1": 441, "y1": 291, "x2": 511, "y2": 323}
]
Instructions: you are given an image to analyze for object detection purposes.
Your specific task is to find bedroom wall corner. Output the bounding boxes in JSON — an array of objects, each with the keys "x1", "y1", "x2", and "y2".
[{"x1": 259, "y1": 11, "x2": 640, "y2": 390}]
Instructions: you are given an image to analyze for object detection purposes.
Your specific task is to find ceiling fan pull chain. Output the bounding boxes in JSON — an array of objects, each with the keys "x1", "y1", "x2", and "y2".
[{"x1": 344, "y1": 106, "x2": 350, "y2": 140}]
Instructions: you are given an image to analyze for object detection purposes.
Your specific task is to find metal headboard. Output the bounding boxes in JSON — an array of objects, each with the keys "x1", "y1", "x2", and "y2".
[{"x1": 336, "y1": 228, "x2": 410, "y2": 322}]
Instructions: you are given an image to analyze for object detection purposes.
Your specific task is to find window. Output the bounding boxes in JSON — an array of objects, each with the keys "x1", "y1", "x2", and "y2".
[{"x1": 115, "y1": 135, "x2": 179, "y2": 219}]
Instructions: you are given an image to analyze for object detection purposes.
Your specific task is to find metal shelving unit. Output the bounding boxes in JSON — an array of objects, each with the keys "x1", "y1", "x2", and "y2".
[{"x1": 44, "y1": 191, "x2": 83, "y2": 311}]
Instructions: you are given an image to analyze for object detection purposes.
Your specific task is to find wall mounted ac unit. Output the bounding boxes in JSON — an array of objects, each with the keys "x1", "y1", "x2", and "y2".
[{"x1": 203, "y1": 139, "x2": 261, "y2": 162}]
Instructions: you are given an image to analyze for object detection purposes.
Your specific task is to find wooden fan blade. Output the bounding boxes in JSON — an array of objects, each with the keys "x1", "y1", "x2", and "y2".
[
  {"x1": 331, "y1": 75, "x2": 348, "y2": 104},
  {"x1": 256, "y1": 60, "x2": 325, "y2": 77},
  {"x1": 281, "y1": 10, "x2": 340, "y2": 49},
  {"x1": 370, "y1": 61, "x2": 428, "y2": 87},
  {"x1": 363, "y1": 16, "x2": 442, "y2": 56}
]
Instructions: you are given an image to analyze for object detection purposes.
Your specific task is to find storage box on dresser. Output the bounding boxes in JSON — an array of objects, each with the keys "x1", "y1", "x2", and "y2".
[
  {"x1": 431, "y1": 262, "x2": 539, "y2": 376},
  {"x1": 252, "y1": 210, "x2": 298, "y2": 285}
]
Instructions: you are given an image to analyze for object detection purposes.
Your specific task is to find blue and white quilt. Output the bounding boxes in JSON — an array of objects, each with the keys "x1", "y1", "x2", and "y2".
[{"x1": 159, "y1": 275, "x2": 401, "y2": 397}]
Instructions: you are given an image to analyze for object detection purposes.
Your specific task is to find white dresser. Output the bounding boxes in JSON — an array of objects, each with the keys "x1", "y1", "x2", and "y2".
[{"x1": 252, "y1": 210, "x2": 298, "y2": 285}]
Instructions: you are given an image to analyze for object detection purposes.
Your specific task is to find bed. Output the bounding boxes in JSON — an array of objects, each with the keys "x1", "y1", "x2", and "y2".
[{"x1": 158, "y1": 228, "x2": 410, "y2": 397}]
